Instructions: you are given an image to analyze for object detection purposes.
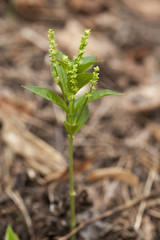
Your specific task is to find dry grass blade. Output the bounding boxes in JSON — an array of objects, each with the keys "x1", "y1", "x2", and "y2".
[
  {"x1": 20, "y1": 28, "x2": 48, "y2": 51},
  {"x1": 87, "y1": 167, "x2": 139, "y2": 187},
  {"x1": 148, "y1": 209, "x2": 160, "y2": 219},
  {"x1": 134, "y1": 169, "x2": 156, "y2": 231},
  {"x1": 5, "y1": 188, "x2": 33, "y2": 236}
]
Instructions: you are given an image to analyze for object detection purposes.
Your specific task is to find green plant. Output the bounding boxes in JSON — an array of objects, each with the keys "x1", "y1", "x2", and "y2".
[
  {"x1": 23, "y1": 29, "x2": 122, "y2": 239},
  {"x1": 5, "y1": 225, "x2": 20, "y2": 240}
]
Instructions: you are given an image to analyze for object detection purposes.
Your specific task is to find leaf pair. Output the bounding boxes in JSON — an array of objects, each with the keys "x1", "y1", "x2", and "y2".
[
  {"x1": 64, "y1": 104, "x2": 89, "y2": 135},
  {"x1": 23, "y1": 86, "x2": 122, "y2": 111},
  {"x1": 22, "y1": 86, "x2": 122, "y2": 135}
]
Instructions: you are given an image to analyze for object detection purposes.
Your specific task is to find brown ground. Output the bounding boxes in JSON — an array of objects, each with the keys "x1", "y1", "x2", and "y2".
[{"x1": 0, "y1": 0, "x2": 160, "y2": 239}]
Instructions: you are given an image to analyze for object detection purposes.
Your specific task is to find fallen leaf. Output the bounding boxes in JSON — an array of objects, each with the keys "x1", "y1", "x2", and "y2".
[
  {"x1": 1, "y1": 113, "x2": 66, "y2": 176},
  {"x1": 87, "y1": 167, "x2": 139, "y2": 187}
]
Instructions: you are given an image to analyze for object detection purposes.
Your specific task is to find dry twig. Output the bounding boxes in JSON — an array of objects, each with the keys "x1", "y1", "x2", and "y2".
[
  {"x1": 57, "y1": 190, "x2": 160, "y2": 240},
  {"x1": 134, "y1": 169, "x2": 156, "y2": 231}
]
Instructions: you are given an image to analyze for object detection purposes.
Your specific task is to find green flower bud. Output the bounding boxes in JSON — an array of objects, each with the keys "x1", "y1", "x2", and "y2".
[
  {"x1": 85, "y1": 91, "x2": 92, "y2": 98},
  {"x1": 48, "y1": 29, "x2": 58, "y2": 63},
  {"x1": 69, "y1": 95, "x2": 76, "y2": 101}
]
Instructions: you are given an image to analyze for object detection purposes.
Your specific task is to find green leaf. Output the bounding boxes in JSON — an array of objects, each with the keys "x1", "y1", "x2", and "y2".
[
  {"x1": 22, "y1": 86, "x2": 68, "y2": 112},
  {"x1": 74, "y1": 89, "x2": 123, "y2": 111},
  {"x1": 77, "y1": 55, "x2": 99, "y2": 73},
  {"x1": 64, "y1": 121, "x2": 79, "y2": 135},
  {"x1": 51, "y1": 62, "x2": 69, "y2": 97},
  {"x1": 58, "y1": 51, "x2": 65, "y2": 59},
  {"x1": 51, "y1": 62, "x2": 56, "y2": 79},
  {"x1": 80, "y1": 55, "x2": 96, "y2": 64},
  {"x1": 77, "y1": 73, "x2": 93, "y2": 90},
  {"x1": 87, "y1": 89, "x2": 123, "y2": 103},
  {"x1": 50, "y1": 63, "x2": 59, "y2": 82},
  {"x1": 56, "y1": 65, "x2": 69, "y2": 96},
  {"x1": 51, "y1": 63, "x2": 63, "y2": 92},
  {"x1": 78, "y1": 61, "x2": 98, "y2": 73},
  {"x1": 5, "y1": 225, "x2": 20, "y2": 240},
  {"x1": 74, "y1": 95, "x2": 87, "y2": 112},
  {"x1": 73, "y1": 104, "x2": 89, "y2": 132}
]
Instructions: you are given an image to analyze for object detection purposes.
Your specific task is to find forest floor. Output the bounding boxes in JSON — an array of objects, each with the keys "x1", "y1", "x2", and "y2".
[{"x1": 0, "y1": 0, "x2": 160, "y2": 239}]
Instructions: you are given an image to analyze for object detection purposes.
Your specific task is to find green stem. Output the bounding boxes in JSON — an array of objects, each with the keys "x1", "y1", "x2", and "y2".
[
  {"x1": 68, "y1": 133, "x2": 76, "y2": 240},
  {"x1": 68, "y1": 99, "x2": 76, "y2": 239}
]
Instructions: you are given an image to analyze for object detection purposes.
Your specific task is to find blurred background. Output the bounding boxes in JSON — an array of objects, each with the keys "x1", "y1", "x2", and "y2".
[{"x1": 0, "y1": 0, "x2": 160, "y2": 239}]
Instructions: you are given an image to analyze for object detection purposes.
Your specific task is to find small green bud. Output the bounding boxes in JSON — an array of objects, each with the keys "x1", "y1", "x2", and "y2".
[
  {"x1": 85, "y1": 91, "x2": 92, "y2": 98},
  {"x1": 62, "y1": 55, "x2": 70, "y2": 63},
  {"x1": 90, "y1": 85, "x2": 95, "y2": 91},
  {"x1": 85, "y1": 64, "x2": 100, "y2": 97},
  {"x1": 94, "y1": 66, "x2": 100, "y2": 72},
  {"x1": 69, "y1": 95, "x2": 76, "y2": 101},
  {"x1": 55, "y1": 76, "x2": 60, "y2": 84},
  {"x1": 84, "y1": 29, "x2": 91, "y2": 36}
]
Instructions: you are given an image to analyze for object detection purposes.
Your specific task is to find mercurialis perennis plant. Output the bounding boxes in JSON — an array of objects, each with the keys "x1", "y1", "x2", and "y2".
[{"x1": 23, "y1": 29, "x2": 122, "y2": 239}]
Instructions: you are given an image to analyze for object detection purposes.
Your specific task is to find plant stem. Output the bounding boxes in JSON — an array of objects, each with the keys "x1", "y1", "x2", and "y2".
[{"x1": 68, "y1": 133, "x2": 76, "y2": 240}]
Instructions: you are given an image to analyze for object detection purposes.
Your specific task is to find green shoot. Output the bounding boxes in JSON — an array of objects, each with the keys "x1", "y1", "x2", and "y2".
[
  {"x1": 5, "y1": 225, "x2": 20, "y2": 240},
  {"x1": 22, "y1": 28, "x2": 122, "y2": 239}
]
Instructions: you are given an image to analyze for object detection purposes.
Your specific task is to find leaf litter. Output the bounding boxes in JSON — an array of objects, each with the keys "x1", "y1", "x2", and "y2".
[{"x1": 1, "y1": 0, "x2": 160, "y2": 239}]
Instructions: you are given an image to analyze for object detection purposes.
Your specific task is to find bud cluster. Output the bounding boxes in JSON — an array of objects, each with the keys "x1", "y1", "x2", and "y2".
[
  {"x1": 48, "y1": 28, "x2": 99, "y2": 101},
  {"x1": 67, "y1": 29, "x2": 91, "y2": 98},
  {"x1": 86, "y1": 66, "x2": 99, "y2": 98},
  {"x1": 77, "y1": 29, "x2": 91, "y2": 60},
  {"x1": 48, "y1": 29, "x2": 60, "y2": 84},
  {"x1": 48, "y1": 29, "x2": 58, "y2": 63}
]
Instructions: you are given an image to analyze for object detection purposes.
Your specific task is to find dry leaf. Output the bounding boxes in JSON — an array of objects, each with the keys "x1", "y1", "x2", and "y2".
[
  {"x1": 122, "y1": 0, "x2": 160, "y2": 21},
  {"x1": 43, "y1": 157, "x2": 94, "y2": 184},
  {"x1": 0, "y1": 93, "x2": 36, "y2": 117},
  {"x1": 87, "y1": 167, "x2": 139, "y2": 187},
  {"x1": 126, "y1": 84, "x2": 160, "y2": 113},
  {"x1": 1, "y1": 113, "x2": 66, "y2": 176}
]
